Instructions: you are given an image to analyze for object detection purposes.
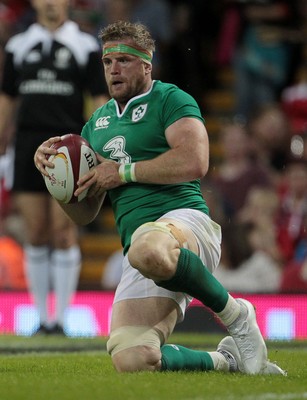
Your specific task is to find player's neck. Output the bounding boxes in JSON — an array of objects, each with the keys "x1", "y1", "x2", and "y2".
[{"x1": 117, "y1": 79, "x2": 153, "y2": 112}]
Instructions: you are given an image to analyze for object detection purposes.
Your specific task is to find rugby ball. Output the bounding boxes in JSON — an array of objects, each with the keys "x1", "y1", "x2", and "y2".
[{"x1": 44, "y1": 134, "x2": 97, "y2": 204}]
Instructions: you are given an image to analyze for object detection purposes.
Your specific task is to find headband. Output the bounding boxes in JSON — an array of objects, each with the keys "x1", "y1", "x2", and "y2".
[{"x1": 102, "y1": 43, "x2": 153, "y2": 64}]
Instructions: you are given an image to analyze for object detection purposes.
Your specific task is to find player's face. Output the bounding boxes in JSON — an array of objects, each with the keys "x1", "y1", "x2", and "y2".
[{"x1": 102, "y1": 41, "x2": 152, "y2": 108}]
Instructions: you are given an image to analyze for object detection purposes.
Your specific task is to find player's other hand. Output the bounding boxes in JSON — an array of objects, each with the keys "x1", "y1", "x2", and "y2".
[{"x1": 34, "y1": 136, "x2": 62, "y2": 176}]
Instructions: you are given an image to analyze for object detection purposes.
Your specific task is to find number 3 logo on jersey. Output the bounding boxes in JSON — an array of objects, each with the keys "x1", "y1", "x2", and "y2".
[{"x1": 103, "y1": 136, "x2": 131, "y2": 163}]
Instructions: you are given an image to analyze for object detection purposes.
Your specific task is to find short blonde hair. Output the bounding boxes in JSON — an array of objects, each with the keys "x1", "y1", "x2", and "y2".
[{"x1": 99, "y1": 20, "x2": 155, "y2": 54}]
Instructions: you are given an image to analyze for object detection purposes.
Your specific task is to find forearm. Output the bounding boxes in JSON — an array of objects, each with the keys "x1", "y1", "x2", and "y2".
[
  {"x1": 124, "y1": 147, "x2": 209, "y2": 185},
  {"x1": 145, "y1": 152, "x2": 207, "y2": 184}
]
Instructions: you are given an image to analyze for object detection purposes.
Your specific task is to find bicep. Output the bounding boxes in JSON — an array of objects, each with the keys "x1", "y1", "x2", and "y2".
[
  {"x1": 165, "y1": 117, "x2": 209, "y2": 157},
  {"x1": 164, "y1": 117, "x2": 209, "y2": 178}
]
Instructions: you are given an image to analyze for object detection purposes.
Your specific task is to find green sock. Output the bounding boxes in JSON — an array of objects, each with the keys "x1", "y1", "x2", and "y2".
[
  {"x1": 161, "y1": 344, "x2": 214, "y2": 371},
  {"x1": 156, "y1": 248, "x2": 228, "y2": 312}
]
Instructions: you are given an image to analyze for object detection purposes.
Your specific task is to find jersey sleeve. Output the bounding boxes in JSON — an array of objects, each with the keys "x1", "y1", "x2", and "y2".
[
  {"x1": 84, "y1": 51, "x2": 107, "y2": 96},
  {"x1": 161, "y1": 86, "x2": 204, "y2": 129},
  {"x1": 81, "y1": 114, "x2": 92, "y2": 143},
  {"x1": 81, "y1": 109, "x2": 100, "y2": 144},
  {"x1": 0, "y1": 51, "x2": 18, "y2": 97}
]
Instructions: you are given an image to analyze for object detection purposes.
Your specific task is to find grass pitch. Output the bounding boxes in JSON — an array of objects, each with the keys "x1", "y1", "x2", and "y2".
[{"x1": 0, "y1": 333, "x2": 306, "y2": 400}]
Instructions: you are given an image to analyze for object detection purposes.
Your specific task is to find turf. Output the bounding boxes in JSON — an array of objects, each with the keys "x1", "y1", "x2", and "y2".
[{"x1": 0, "y1": 333, "x2": 306, "y2": 400}]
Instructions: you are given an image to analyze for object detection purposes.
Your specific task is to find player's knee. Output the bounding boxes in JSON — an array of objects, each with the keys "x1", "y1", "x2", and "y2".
[
  {"x1": 107, "y1": 326, "x2": 163, "y2": 372},
  {"x1": 111, "y1": 346, "x2": 161, "y2": 372},
  {"x1": 128, "y1": 238, "x2": 175, "y2": 280},
  {"x1": 129, "y1": 221, "x2": 187, "y2": 279},
  {"x1": 129, "y1": 224, "x2": 181, "y2": 280},
  {"x1": 129, "y1": 234, "x2": 161, "y2": 264}
]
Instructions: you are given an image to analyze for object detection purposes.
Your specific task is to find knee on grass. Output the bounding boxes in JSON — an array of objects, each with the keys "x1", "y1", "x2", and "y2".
[
  {"x1": 111, "y1": 346, "x2": 161, "y2": 372},
  {"x1": 107, "y1": 326, "x2": 163, "y2": 372}
]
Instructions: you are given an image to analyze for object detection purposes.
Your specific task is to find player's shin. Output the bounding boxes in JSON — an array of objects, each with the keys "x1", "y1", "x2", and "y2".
[
  {"x1": 161, "y1": 344, "x2": 214, "y2": 371},
  {"x1": 156, "y1": 248, "x2": 267, "y2": 374},
  {"x1": 156, "y1": 248, "x2": 230, "y2": 313},
  {"x1": 156, "y1": 248, "x2": 242, "y2": 327}
]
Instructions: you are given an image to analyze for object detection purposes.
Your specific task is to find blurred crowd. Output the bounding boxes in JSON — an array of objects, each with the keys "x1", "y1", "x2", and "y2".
[{"x1": 0, "y1": 0, "x2": 306, "y2": 294}]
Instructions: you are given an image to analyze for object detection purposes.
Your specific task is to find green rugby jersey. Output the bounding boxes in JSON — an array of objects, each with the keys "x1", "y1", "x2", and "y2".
[{"x1": 82, "y1": 80, "x2": 209, "y2": 253}]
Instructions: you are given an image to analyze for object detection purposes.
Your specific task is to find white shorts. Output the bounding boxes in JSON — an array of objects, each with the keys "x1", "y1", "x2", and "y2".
[{"x1": 113, "y1": 209, "x2": 222, "y2": 321}]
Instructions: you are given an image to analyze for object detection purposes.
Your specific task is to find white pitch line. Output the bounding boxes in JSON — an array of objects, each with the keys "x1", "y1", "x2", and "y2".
[
  {"x1": 189, "y1": 393, "x2": 307, "y2": 400},
  {"x1": 247, "y1": 393, "x2": 307, "y2": 400}
]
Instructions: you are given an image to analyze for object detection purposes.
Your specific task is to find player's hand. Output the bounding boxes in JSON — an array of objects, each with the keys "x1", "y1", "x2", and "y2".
[
  {"x1": 75, "y1": 153, "x2": 123, "y2": 197},
  {"x1": 34, "y1": 136, "x2": 62, "y2": 176}
]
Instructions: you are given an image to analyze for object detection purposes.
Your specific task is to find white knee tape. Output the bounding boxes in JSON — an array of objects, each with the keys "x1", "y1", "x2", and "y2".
[
  {"x1": 131, "y1": 222, "x2": 188, "y2": 248},
  {"x1": 107, "y1": 326, "x2": 163, "y2": 356}
]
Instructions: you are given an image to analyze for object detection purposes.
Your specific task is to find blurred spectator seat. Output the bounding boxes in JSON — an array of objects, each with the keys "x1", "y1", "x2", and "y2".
[{"x1": 0, "y1": 236, "x2": 27, "y2": 290}]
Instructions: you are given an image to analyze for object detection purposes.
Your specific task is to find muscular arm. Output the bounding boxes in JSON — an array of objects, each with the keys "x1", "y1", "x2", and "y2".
[
  {"x1": 134, "y1": 117, "x2": 209, "y2": 184},
  {"x1": 35, "y1": 117, "x2": 208, "y2": 223},
  {"x1": 75, "y1": 117, "x2": 209, "y2": 196}
]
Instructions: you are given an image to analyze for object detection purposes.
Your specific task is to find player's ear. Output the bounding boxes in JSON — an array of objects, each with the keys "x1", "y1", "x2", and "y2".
[{"x1": 144, "y1": 62, "x2": 152, "y2": 75}]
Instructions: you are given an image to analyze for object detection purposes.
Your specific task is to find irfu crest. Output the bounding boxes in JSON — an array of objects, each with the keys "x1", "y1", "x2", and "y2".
[{"x1": 132, "y1": 104, "x2": 148, "y2": 122}]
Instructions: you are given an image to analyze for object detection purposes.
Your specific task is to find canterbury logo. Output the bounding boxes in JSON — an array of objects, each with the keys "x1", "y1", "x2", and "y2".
[
  {"x1": 103, "y1": 136, "x2": 131, "y2": 163},
  {"x1": 95, "y1": 116, "x2": 110, "y2": 130}
]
